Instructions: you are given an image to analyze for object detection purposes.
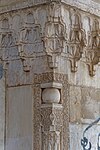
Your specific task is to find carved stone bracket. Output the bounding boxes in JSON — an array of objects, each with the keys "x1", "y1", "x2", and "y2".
[
  {"x1": 85, "y1": 29, "x2": 100, "y2": 76},
  {"x1": 68, "y1": 14, "x2": 87, "y2": 72},
  {"x1": 47, "y1": 54, "x2": 59, "y2": 69}
]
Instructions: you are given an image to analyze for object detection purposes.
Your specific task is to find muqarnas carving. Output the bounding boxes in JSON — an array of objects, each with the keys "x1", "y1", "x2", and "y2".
[
  {"x1": 18, "y1": 13, "x2": 43, "y2": 71},
  {"x1": 43, "y1": 2, "x2": 67, "y2": 69},
  {"x1": 0, "y1": 18, "x2": 18, "y2": 61},
  {"x1": 68, "y1": 13, "x2": 87, "y2": 72},
  {"x1": 85, "y1": 19, "x2": 100, "y2": 76}
]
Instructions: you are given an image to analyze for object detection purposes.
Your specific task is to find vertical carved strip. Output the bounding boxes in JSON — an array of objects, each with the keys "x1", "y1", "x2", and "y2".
[
  {"x1": 33, "y1": 86, "x2": 41, "y2": 150},
  {"x1": 33, "y1": 73, "x2": 69, "y2": 150}
]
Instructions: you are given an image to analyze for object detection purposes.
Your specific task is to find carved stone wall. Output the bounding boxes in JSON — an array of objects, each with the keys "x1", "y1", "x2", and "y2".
[{"x1": 0, "y1": 0, "x2": 99, "y2": 150}]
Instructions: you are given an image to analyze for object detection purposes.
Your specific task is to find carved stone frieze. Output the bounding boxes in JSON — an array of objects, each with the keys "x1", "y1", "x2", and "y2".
[{"x1": 34, "y1": 72, "x2": 68, "y2": 84}]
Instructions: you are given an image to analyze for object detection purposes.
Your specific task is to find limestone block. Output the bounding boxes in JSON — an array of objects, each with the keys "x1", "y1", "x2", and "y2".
[
  {"x1": 69, "y1": 86, "x2": 82, "y2": 123},
  {"x1": 81, "y1": 88, "x2": 100, "y2": 120},
  {"x1": 6, "y1": 86, "x2": 33, "y2": 150},
  {"x1": 67, "y1": 60, "x2": 100, "y2": 88}
]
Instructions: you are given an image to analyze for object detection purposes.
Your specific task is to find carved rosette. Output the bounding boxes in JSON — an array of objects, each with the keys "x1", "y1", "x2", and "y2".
[
  {"x1": 68, "y1": 14, "x2": 86, "y2": 72},
  {"x1": 85, "y1": 21, "x2": 100, "y2": 76},
  {"x1": 33, "y1": 73, "x2": 69, "y2": 150}
]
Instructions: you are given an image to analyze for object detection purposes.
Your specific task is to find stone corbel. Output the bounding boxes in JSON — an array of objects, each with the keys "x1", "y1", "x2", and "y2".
[
  {"x1": 68, "y1": 44, "x2": 83, "y2": 72},
  {"x1": 85, "y1": 30, "x2": 100, "y2": 76},
  {"x1": 40, "y1": 82, "x2": 63, "y2": 150},
  {"x1": 85, "y1": 50, "x2": 99, "y2": 76},
  {"x1": 21, "y1": 57, "x2": 34, "y2": 72},
  {"x1": 47, "y1": 54, "x2": 59, "y2": 69},
  {"x1": 68, "y1": 26, "x2": 86, "y2": 72}
]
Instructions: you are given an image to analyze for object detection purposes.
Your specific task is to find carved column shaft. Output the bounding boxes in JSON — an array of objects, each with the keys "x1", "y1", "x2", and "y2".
[{"x1": 34, "y1": 73, "x2": 69, "y2": 150}]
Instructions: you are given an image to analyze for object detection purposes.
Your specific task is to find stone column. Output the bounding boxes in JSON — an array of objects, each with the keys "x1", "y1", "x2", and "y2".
[
  {"x1": 34, "y1": 73, "x2": 69, "y2": 150},
  {"x1": 41, "y1": 83, "x2": 63, "y2": 150}
]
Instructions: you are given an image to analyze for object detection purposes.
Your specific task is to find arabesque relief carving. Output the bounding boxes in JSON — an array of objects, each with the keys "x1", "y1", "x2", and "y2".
[{"x1": 41, "y1": 105, "x2": 63, "y2": 150}]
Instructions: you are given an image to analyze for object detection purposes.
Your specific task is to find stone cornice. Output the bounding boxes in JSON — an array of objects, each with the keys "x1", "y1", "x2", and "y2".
[
  {"x1": 62, "y1": 0, "x2": 100, "y2": 17},
  {"x1": 0, "y1": 0, "x2": 100, "y2": 17},
  {"x1": 0, "y1": 0, "x2": 49, "y2": 14}
]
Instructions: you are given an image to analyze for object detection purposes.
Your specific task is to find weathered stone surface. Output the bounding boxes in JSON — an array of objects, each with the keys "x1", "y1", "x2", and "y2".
[
  {"x1": 70, "y1": 123, "x2": 100, "y2": 150},
  {"x1": 69, "y1": 86, "x2": 82, "y2": 123},
  {"x1": 81, "y1": 88, "x2": 100, "y2": 120},
  {"x1": 6, "y1": 86, "x2": 33, "y2": 150},
  {"x1": 0, "y1": 76, "x2": 5, "y2": 150}
]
